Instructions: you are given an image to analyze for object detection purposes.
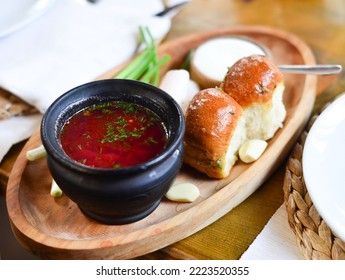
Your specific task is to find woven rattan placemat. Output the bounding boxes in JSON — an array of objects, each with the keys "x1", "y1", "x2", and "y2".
[
  {"x1": 0, "y1": 90, "x2": 37, "y2": 120},
  {"x1": 283, "y1": 97, "x2": 345, "y2": 260}
]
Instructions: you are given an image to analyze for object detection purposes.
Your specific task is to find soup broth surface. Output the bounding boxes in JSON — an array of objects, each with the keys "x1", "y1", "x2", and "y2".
[{"x1": 60, "y1": 101, "x2": 168, "y2": 168}]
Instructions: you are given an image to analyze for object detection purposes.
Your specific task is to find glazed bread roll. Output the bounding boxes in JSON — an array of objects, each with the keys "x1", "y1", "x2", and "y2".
[
  {"x1": 222, "y1": 54, "x2": 286, "y2": 140},
  {"x1": 184, "y1": 88, "x2": 246, "y2": 178}
]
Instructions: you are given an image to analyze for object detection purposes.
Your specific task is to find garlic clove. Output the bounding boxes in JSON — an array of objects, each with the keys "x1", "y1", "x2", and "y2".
[
  {"x1": 165, "y1": 183, "x2": 200, "y2": 203},
  {"x1": 239, "y1": 139, "x2": 268, "y2": 163}
]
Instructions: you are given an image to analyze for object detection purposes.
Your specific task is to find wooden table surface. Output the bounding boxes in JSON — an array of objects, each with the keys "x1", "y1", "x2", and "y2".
[{"x1": 1, "y1": 0, "x2": 344, "y2": 260}]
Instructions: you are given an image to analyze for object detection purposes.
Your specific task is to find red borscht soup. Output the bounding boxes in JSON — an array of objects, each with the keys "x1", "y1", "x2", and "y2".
[{"x1": 60, "y1": 101, "x2": 168, "y2": 169}]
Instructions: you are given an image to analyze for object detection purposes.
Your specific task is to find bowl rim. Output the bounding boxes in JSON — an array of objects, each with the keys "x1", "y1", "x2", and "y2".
[
  {"x1": 41, "y1": 79, "x2": 185, "y2": 175},
  {"x1": 192, "y1": 34, "x2": 271, "y2": 58}
]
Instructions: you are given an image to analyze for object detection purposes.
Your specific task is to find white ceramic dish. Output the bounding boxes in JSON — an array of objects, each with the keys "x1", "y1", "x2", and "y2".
[
  {"x1": 0, "y1": 0, "x2": 56, "y2": 38},
  {"x1": 303, "y1": 93, "x2": 345, "y2": 241},
  {"x1": 190, "y1": 36, "x2": 268, "y2": 86}
]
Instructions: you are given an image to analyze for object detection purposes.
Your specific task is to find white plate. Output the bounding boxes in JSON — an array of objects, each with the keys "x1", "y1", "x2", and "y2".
[
  {"x1": 303, "y1": 93, "x2": 345, "y2": 241},
  {"x1": 0, "y1": 0, "x2": 56, "y2": 38}
]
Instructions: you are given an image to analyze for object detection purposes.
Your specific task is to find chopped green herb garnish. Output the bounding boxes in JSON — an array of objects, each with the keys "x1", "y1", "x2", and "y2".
[
  {"x1": 147, "y1": 137, "x2": 158, "y2": 144},
  {"x1": 113, "y1": 164, "x2": 121, "y2": 169}
]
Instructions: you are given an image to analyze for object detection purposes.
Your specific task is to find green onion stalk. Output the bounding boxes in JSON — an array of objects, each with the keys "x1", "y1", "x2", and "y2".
[{"x1": 114, "y1": 26, "x2": 170, "y2": 86}]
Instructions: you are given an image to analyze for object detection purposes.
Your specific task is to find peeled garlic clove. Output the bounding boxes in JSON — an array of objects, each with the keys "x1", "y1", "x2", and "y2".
[
  {"x1": 165, "y1": 183, "x2": 200, "y2": 203},
  {"x1": 239, "y1": 139, "x2": 268, "y2": 163}
]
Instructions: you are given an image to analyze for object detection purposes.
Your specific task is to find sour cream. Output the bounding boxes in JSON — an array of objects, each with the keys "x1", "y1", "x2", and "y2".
[{"x1": 190, "y1": 36, "x2": 268, "y2": 86}]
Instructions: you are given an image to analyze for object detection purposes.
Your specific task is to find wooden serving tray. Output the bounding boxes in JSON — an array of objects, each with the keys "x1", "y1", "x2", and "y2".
[{"x1": 6, "y1": 26, "x2": 317, "y2": 259}]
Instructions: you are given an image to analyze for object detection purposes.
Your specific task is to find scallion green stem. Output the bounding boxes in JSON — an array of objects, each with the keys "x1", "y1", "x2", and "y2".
[
  {"x1": 114, "y1": 26, "x2": 170, "y2": 85},
  {"x1": 114, "y1": 48, "x2": 153, "y2": 79},
  {"x1": 139, "y1": 26, "x2": 151, "y2": 47},
  {"x1": 140, "y1": 55, "x2": 170, "y2": 85},
  {"x1": 125, "y1": 49, "x2": 155, "y2": 80}
]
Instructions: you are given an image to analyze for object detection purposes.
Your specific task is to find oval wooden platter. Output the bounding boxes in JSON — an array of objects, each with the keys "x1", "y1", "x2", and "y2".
[{"x1": 6, "y1": 26, "x2": 317, "y2": 259}]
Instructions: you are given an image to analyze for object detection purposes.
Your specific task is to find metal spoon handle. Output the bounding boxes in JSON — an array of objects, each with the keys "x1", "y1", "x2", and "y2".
[{"x1": 278, "y1": 64, "x2": 342, "y2": 75}]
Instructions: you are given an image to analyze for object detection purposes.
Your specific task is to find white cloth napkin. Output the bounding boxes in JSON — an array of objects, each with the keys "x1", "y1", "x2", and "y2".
[
  {"x1": 240, "y1": 204, "x2": 305, "y2": 260},
  {"x1": 0, "y1": 0, "x2": 187, "y2": 163},
  {"x1": 0, "y1": 114, "x2": 42, "y2": 161},
  {"x1": 0, "y1": 0, "x2": 175, "y2": 113}
]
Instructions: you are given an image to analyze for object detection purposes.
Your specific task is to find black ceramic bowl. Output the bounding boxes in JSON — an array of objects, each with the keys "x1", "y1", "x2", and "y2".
[{"x1": 41, "y1": 79, "x2": 185, "y2": 225}]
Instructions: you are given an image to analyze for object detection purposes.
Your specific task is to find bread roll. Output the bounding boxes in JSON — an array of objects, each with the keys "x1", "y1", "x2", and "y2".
[
  {"x1": 222, "y1": 54, "x2": 286, "y2": 140},
  {"x1": 183, "y1": 88, "x2": 246, "y2": 178}
]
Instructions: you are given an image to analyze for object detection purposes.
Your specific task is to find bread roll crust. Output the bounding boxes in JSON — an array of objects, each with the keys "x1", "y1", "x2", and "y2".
[
  {"x1": 221, "y1": 54, "x2": 284, "y2": 107},
  {"x1": 184, "y1": 88, "x2": 243, "y2": 178}
]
